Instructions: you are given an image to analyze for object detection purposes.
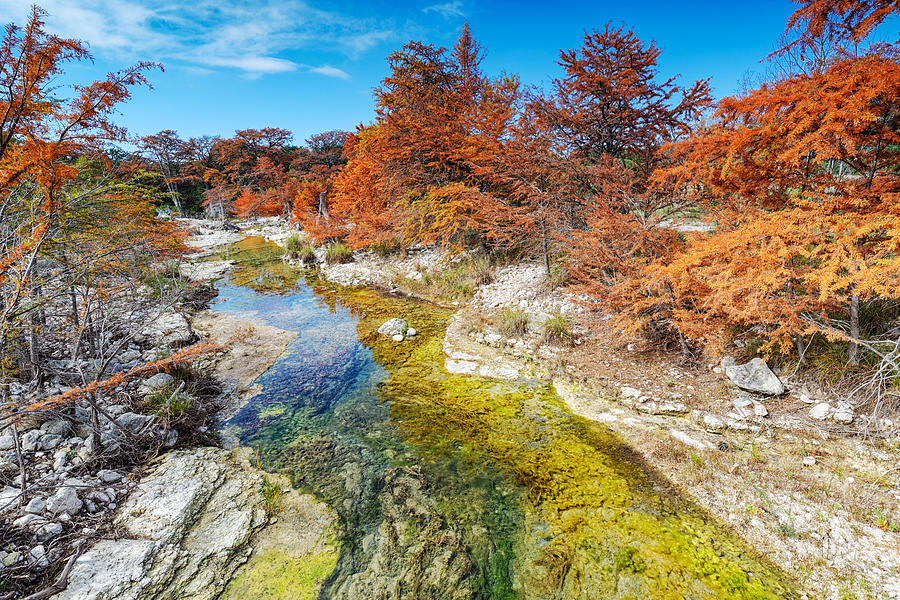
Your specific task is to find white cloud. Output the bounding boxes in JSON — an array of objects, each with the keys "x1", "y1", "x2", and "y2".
[
  {"x1": 423, "y1": 1, "x2": 465, "y2": 18},
  {"x1": 0, "y1": 0, "x2": 396, "y2": 76},
  {"x1": 202, "y1": 56, "x2": 299, "y2": 74},
  {"x1": 308, "y1": 65, "x2": 351, "y2": 79}
]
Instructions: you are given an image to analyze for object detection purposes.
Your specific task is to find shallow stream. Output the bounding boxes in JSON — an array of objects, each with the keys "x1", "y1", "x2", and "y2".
[{"x1": 212, "y1": 236, "x2": 796, "y2": 600}]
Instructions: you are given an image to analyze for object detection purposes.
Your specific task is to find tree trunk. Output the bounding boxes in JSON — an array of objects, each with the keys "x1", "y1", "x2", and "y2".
[
  {"x1": 541, "y1": 220, "x2": 550, "y2": 277},
  {"x1": 318, "y1": 191, "x2": 329, "y2": 219},
  {"x1": 849, "y1": 294, "x2": 860, "y2": 365}
]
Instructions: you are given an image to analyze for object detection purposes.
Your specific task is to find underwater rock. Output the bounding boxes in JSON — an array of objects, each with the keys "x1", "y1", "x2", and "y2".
[{"x1": 280, "y1": 440, "x2": 478, "y2": 600}]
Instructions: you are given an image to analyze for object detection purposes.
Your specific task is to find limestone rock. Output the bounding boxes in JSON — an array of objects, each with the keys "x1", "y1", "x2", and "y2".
[
  {"x1": 97, "y1": 470, "x2": 121, "y2": 484},
  {"x1": 55, "y1": 448, "x2": 269, "y2": 600},
  {"x1": 637, "y1": 399, "x2": 689, "y2": 416},
  {"x1": 702, "y1": 413, "x2": 726, "y2": 432},
  {"x1": 47, "y1": 487, "x2": 82, "y2": 516},
  {"x1": 832, "y1": 401, "x2": 854, "y2": 424},
  {"x1": 41, "y1": 419, "x2": 70, "y2": 437},
  {"x1": 0, "y1": 435, "x2": 13, "y2": 451},
  {"x1": 21, "y1": 429, "x2": 42, "y2": 452},
  {"x1": 0, "y1": 485, "x2": 20, "y2": 510},
  {"x1": 40, "y1": 434, "x2": 62, "y2": 450},
  {"x1": 116, "y1": 413, "x2": 156, "y2": 435},
  {"x1": 753, "y1": 400, "x2": 769, "y2": 418},
  {"x1": 731, "y1": 397, "x2": 754, "y2": 419},
  {"x1": 143, "y1": 373, "x2": 175, "y2": 391},
  {"x1": 377, "y1": 318, "x2": 408, "y2": 337},
  {"x1": 809, "y1": 402, "x2": 832, "y2": 420},
  {"x1": 724, "y1": 358, "x2": 784, "y2": 395},
  {"x1": 29, "y1": 544, "x2": 48, "y2": 568},
  {"x1": 141, "y1": 312, "x2": 196, "y2": 348},
  {"x1": 25, "y1": 497, "x2": 45, "y2": 514},
  {"x1": 36, "y1": 521, "x2": 63, "y2": 542},
  {"x1": 391, "y1": 333, "x2": 404, "y2": 342}
]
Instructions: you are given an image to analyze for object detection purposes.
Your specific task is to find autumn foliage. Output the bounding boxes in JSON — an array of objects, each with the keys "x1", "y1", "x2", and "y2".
[{"x1": 5, "y1": 0, "x2": 893, "y2": 385}]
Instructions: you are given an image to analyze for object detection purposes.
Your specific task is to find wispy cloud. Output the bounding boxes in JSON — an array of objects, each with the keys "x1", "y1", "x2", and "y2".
[
  {"x1": 0, "y1": 0, "x2": 396, "y2": 76},
  {"x1": 308, "y1": 65, "x2": 351, "y2": 79},
  {"x1": 423, "y1": 1, "x2": 465, "y2": 18}
]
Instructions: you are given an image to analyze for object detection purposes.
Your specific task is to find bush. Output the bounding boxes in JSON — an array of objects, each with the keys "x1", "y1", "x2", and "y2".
[
  {"x1": 284, "y1": 233, "x2": 303, "y2": 257},
  {"x1": 498, "y1": 307, "x2": 528, "y2": 337},
  {"x1": 542, "y1": 312, "x2": 574, "y2": 346},
  {"x1": 259, "y1": 475, "x2": 285, "y2": 515},
  {"x1": 325, "y1": 242, "x2": 353, "y2": 264},
  {"x1": 298, "y1": 244, "x2": 317, "y2": 266},
  {"x1": 370, "y1": 240, "x2": 401, "y2": 257},
  {"x1": 471, "y1": 256, "x2": 494, "y2": 286}
]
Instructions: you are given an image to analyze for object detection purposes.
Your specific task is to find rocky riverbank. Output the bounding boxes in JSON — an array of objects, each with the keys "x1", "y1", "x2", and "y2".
[{"x1": 0, "y1": 218, "x2": 336, "y2": 599}]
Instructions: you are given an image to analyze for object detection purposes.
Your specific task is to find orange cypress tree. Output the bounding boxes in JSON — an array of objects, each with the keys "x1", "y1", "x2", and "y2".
[
  {"x1": 534, "y1": 24, "x2": 711, "y2": 322},
  {"x1": 642, "y1": 48, "x2": 900, "y2": 356},
  {"x1": 331, "y1": 24, "x2": 520, "y2": 249}
]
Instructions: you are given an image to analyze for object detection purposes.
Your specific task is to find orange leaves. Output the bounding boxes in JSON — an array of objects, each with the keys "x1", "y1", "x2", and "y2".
[
  {"x1": 786, "y1": 0, "x2": 898, "y2": 42},
  {"x1": 22, "y1": 340, "x2": 221, "y2": 414},
  {"x1": 340, "y1": 24, "x2": 521, "y2": 248},
  {"x1": 396, "y1": 182, "x2": 485, "y2": 249}
]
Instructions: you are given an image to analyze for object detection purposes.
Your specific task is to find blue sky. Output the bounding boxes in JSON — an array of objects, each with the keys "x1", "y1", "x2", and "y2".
[{"x1": 0, "y1": 1, "x2": 890, "y2": 145}]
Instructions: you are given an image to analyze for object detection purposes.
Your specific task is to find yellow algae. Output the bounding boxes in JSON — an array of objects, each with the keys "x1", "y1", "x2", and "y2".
[
  {"x1": 222, "y1": 237, "x2": 799, "y2": 600},
  {"x1": 220, "y1": 546, "x2": 338, "y2": 600}
]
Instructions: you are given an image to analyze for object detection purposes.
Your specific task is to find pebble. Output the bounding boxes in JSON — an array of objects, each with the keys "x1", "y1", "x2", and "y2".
[
  {"x1": 802, "y1": 456, "x2": 816, "y2": 466},
  {"x1": 832, "y1": 401, "x2": 854, "y2": 424},
  {"x1": 391, "y1": 333, "x2": 404, "y2": 342},
  {"x1": 809, "y1": 402, "x2": 832, "y2": 420},
  {"x1": 35, "y1": 521, "x2": 63, "y2": 542},
  {"x1": 28, "y1": 545, "x2": 48, "y2": 568},
  {"x1": 97, "y1": 469, "x2": 122, "y2": 483},
  {"x1": 47, "y1": 486, "x2": 82, "y2": 516},
  {"x1": 25, "y1": 497, "x2": 45, "y2": 514}
]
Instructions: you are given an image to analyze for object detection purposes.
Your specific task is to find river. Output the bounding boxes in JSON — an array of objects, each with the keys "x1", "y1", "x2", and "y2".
[{"x1": 209, "y1": 236, "x2": 795, "y2": 600}]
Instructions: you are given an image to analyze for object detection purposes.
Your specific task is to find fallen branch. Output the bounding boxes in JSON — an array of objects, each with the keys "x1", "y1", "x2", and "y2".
[{"x1": 21, "y1": 542, "x2": 84, "y2": 600}]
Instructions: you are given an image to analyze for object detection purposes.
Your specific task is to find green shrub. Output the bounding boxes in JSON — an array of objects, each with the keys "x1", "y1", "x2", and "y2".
[
  {"x1": 325, "y1": 242, "x2": 353, "y2": 264},
  {"x1": 147, "y1": 381, "x2": 192, "y2": 417},
  {"x1": 547, "y1": 260, "x2": 569, "y2": 290},
  {"x1": 259, "y1": 475, "x2": 286, "y2": 515},
  {"x1": 370, "y1": 240, "x2": 401, "y2": 257},
  {"x1": 498, "y1": 307, "x2": 528, "y2": 337},
  {"x1": 471, "y1": 256, "x2": 494, "y2": 286},
  {"x1": 298, "y1": 244, "x2": 316, "y2": 266},
  {"x1": 542, "y1": 312, "x2": 574, "y2": 346},
  {"x1": 284, "y1": 233, "x2": 303, "y2": 257}
]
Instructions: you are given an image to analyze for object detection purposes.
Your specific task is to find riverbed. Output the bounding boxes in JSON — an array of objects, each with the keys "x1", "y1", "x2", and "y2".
[{"x1": 211, "y1": 236, "x2": 796, "y2": 600}]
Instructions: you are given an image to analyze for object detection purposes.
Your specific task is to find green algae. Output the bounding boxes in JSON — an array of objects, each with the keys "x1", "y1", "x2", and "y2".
[
  {"x1": 312, "y1": 282, "x2": 797, "y2": 600},
  {"x1": 219, "y1": 236, "x2": 302, "y2": 293},
  {"x1": 218, "y1": 237, "x2": 799, "y2": 600},
  {"x1": 220, "y1": 546, "x2": 338, "y2": 600}
]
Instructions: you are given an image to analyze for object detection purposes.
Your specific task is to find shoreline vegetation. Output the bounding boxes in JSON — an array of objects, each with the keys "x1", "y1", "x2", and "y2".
[{"x1": 0, "y1": 0, "x2": 898, "y2": 598}]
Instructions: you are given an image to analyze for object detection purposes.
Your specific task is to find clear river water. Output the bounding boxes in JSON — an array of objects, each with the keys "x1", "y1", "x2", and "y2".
[{"x1": 209, "y1": 236, "x2": 796, "y2": 600}]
